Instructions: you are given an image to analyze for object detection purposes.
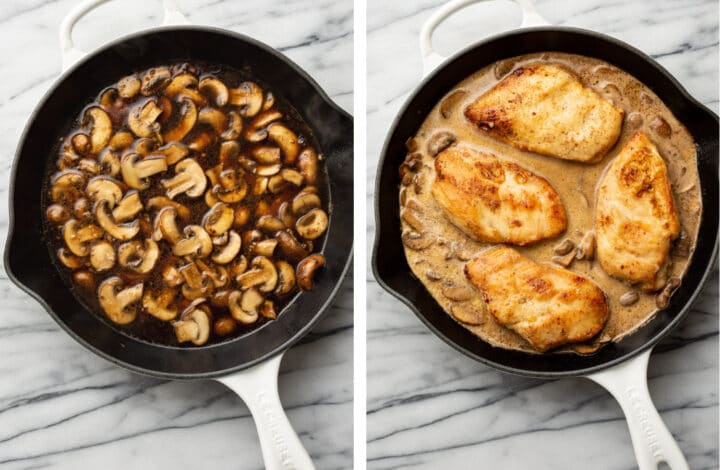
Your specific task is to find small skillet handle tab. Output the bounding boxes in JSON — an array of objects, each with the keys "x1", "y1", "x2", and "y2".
[
  {"x1": 419, "y1": 0, "x2": 550, "y2": 76},
  {"x1": 585, "y1": 349, "x2": 689, "y2": 470},
  {"x1": 59, "y1": 0, "x2": 190, "y2": 71},
  {"x1": 217, "y1": 353, "x2": 316, "y2": 470}
]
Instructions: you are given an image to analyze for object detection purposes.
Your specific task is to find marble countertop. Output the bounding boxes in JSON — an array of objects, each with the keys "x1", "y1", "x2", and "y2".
[
  {"x1": 0, "y1": 1, "x2": 352, "y2": 469},
  {"x1": 367, "y1": 1, "x2": 718, "y2": 469}
]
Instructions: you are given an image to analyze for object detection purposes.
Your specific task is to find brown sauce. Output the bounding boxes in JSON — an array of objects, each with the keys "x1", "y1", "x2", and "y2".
[
  {"x1": 400, "y1": 52, "x2": 701, "y2": 354},
  {"x1": 42, "y1": 62, "x2": 329, "y2": 347}
]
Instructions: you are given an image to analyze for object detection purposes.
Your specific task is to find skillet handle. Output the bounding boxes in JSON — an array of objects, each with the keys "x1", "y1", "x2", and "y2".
[
  {"x1": 585, "y1": 349, "x2": 689, "y2": 470},
  {"x1": 217, "y1": 353, "x2": 316, "y2": 470},
  {"x1": 59, "y1": 0, "x2": 190, "y2": 71},
  {"x1": 420, "y1": 0, "x2": 550, "y2": 75}
]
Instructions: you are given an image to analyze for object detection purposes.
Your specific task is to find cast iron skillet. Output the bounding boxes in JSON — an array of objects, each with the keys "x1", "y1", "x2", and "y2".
[
  {"x1": 372, "y1": 1, "x2": 717, "y2": 469},
  {"x1": 4, "y1": 1, "x2": 351, "y2": 469}
]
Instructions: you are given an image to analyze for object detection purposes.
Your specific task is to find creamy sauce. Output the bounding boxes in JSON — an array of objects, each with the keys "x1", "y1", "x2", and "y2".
[{"x1": 399, "y1": 52, "x2": 701, "y2": 354}]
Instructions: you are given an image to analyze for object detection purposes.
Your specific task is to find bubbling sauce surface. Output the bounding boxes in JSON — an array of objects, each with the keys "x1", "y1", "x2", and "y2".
[{"x1": 400, "y1": 52, "x2": 701, "y2": 354}]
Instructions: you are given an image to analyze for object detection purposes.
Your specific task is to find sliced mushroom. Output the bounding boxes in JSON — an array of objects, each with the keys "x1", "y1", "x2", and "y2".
[
  {"x1": 173, "y1": 304, "x2": 211, "y2": 345},
  {"x1": 162, "y1": 158, "x2": 207, "y2": 199},
  {"x1": 73, "y1": 270, "x2": 96, "y2": 290},
  {"x1": 71, "y1": 133, "x2": 91, "y2": 155},
  {"x1": 296, "y1": 254, "x2": 325, "y2": 291},
  {"x1": 57, "y1": 247, "x2": 85, "y2": 268},
  {"x1": 256, "y1": 215, "x2": 285, "y2": 234},
  {"x1": 275, "y1": 260, "x2": 296, "y2": 296},
  {"x1": 235, "y1": 256, "x2": 278, "y2": 293},
  {"x1": 121, "y1": 153, "x2": 168, "y2": 190},
  {"x1": 196, "y1": 259, "x2": 229, "y2": 288},
  {"x1": 253, "y1": 177, "x2": 269, "y2": 195},
  {"x1": 276, "y1": 230, "x2": 309, "y2": 263},
  {"x1": 221, "y1": 111, "x2": 242, "y2": 141},
  {"x1": 268, "y1": 124, "x2": 299, "y2": 164},
  {"x1": 179, "y1": 262, "x2": 213, "y2": 300},
  {"x1": 118, "y1": 239, "x2": 159, "y2": 273},
  {"x1": 228, "y1": 289, "x2": 260, "y2": 324},
  {"x1": 77, "y1": 158, "x2": 101, "y2": 175},
  {"x1": 173, "y1": 225, "x2": 213, "y2": 258},
  {"x1": 203, "y1": 203, "x2": 234, "y2": 236},
  {"x1": 263, "y1": 92, "x2": 275, "y2": 110},
  {"x1": 219, "y1": 140, "x2": 240, "y2": 166},
  {"x1": 143, "y1": 288, "x2": 178, "y2": 321},
  {"x1": 252, "y1": 145, "x2": 281, "y2": 165},
  {"x1": 291, "y1": 192, "x2": 321, "y2": 216},
  {"x1": 281, "y1": 169, "x2": 304, "y2": 187},
  {"x1": 260, "y1": 300, "x2": 277, "y2": 319},
  {"x1": 162, "y1": 261, "x2": 184, "y2": 287},
  {"x1": 83, "y1": 107, "x2": 112, "y2": 154},
  {"x1": 401, "y1": 230, "x2": 433, "y2": 250},
  {"x1": 576, "y1": 231, "x2": 596, "y2": 261},
  {"x1": 426, "y1": 131, "x2": 456, "y2": 157},
  {"x1": 229, "y1": 81, "x2": 263, "y2": 117},
  {"x1": 213, "y1": 316, "x2": 237, "y2": 336},
  {"x1": 253, "y1": 239, "x2": 278, "y2": 257},
  {"x1": 297, "y1": 148, "x2": 319, "y2": 185},
  {"x1": 95, "y1": 199, "x2": 140, "y2": 241},
  {"x1": 187, "y1": 130, "x2": 216, "y2": 153},
  {"x1": 98, "y1": 148, "x2": 121, "y2": 176},
  {"x1": 51, "y1": 169, "x2": 86, "y2": 204},
  {"x1": 86, "y1": 176, "x2": 123, "y2": 207},
  {"x1": 228, "y1": 255, "x2": 249, "y2": 278},
  {"x1": 153, "y1": 206, "x2": 182, "y2": 244},
  {"x1": 277, "y1": 202, "x2": 296, "y2": 229},
  {"x1": 112, "y1": 191, "x2": 143, "y2": 222},
  {"x1": 441, "y1": 282, "x2": 474, "y2": 301},
  {"x1": 146, "y1": 196, "x2": 191, "y2": 221},
  {"x1": 212, "y1": 168, "x2": 247, "y2": 203},
  {"x1": 164, "y1": 73, "x2": 205, "y2": 105},
  {"x1": 46, "y1": 204, "x2": 70, "y2": 224},
  {"x1": 155, "y1": 142, "x2": 189, "y2": 165},
  {"x1": 245, "y1": 110, "x2": 283, "y2": 142},
  {"x1": 450, "y1": 303, "x2": 485, "y2": 325},
  {"x1": 117, "y1": 75, "x2": 141, "y2": 99},
  {"x1": 63, "y1": 219, "x2": 103, "y2": 256},
  {"x1": 140, "y1": 67, "x2": 171, "y2": 95},
  {"x1": 268, "y1": 175, "x2": 288, "y2": 193},
  {"x1": 162, "y1": 97, "x2": 198, "y2": 142},
  {"x1": 234, "y1": 205, "x2": 252, "y2": 228},
  {"x1": 89, "y1": 240, "x2": 116, "y2": 272},
  {"x1": 109, "y1": 131, "x2": 135, "y2": 150},
  {"x1": 128, "y1": 100, "x2": 163, "y2": 139},
  {"x1": 295, "y1": 208, "x2": 328, "y2": 240},
  {"x1": 211, "y1": 230, "x2": 242, "y2": 264},
  {"x1": 198, "y1": 107, "x2": 228, "y2": 134},
  {"x1": 199, "y1": 77, "x2": 229, "y2": 107},
  {"x1": 97, "y1": 277, "x2": 143, "y2": 325}
]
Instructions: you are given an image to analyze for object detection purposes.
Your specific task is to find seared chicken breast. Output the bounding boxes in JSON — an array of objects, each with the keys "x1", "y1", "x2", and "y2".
[
  {"x1": 432, "y1": 146, "x2": 567, "y2": 245},
  {"x1": 596, "y1": 132, "x2": 680, "y2": 291},
  {"x1": 464, "y1": 64, "x2": 624, "y2": 163},
  {"x1": 465, "y1": 246, "x2": 609, "y2": 352}
]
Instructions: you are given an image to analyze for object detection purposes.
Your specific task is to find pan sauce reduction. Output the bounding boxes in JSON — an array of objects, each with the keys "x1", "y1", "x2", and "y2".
[
  {"x1": 400, "y1": 52, "x2": 701, "y2": 354},
  {"x1": 43, "y1": 63, "x2": 329, "y2": 347}
]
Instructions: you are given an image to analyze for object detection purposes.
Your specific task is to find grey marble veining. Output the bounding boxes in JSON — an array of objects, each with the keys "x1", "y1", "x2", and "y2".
[
  {"x1": 367, "y1": 1, "x2": 718, "y2": 469},
  {"x1": 0, "y1": 1, "x2": 352, "y2": 469}
]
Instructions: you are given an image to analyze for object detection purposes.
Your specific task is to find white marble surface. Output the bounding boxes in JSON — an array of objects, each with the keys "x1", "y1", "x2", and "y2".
[
  {"x1": 0, "y1": 1, "x2": 352, "y2": 469},
  {"x1": 367, "y1": 1, "x2": 718, "y2": 469}
]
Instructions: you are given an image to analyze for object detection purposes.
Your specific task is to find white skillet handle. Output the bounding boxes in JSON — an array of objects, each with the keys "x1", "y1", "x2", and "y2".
[
  {"x1": 586, "y1": 349, "x2": 689, "y2": 470},
  {"x1": 420, "y1": 0, "x2": 550, "y2": 75},
  {"x1": 217, "y1": 353, "x2": 316, "y2": 470},
  {"x1": 59, "y1": 0, "x2": 190, "y2": 71}
]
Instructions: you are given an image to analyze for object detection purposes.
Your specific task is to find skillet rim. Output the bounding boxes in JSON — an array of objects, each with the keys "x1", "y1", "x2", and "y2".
[
  {"x1": 4, "y1": 25, "x2": 354, "y2": 380},
  {"x1": 372, "y1": 25, "x2": 719, "y2": 379}
]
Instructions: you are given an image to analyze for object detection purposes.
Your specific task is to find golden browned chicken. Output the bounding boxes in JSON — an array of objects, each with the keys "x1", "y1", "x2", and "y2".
[
  {"x1": 431, "y1": 146, "x2": 567, "y2": 245},
  {"x1": 464, "y1": 64, "x2": 624, "y2": 163},
  {"x1": 595, "y1": 131, "x2": 680, "y2": 291},
  {"x1": 465, "y1": 246, "x2": 609, "y2": 352}
]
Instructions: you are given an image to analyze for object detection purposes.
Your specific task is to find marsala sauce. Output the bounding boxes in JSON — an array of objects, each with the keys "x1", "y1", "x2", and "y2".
[{"x1": 400, "y1": 52, "x2": 701, "y2": 354}]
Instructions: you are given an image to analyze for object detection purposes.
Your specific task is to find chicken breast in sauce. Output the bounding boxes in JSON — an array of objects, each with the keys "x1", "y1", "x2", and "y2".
[
  {"x1": 431, "y1": 145, "x2": 567, "y2": 245},
  {"x1": 465, "y1": 246, "x2": 609, "y2": 352},
  {"x1": 596, "y1": 131, "x2": 680, "y2": 292},
  {"x1": 464, "y1": 64, "x2": 624, "y2": 163}
]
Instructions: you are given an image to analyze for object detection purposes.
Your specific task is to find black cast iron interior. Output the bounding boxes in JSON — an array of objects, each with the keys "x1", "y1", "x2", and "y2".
[
  {"x1": 373, "y1": 27, "x2": 718, "y2": 378},
  {"x1": 5, "y1": 27, "x2": 353, "y2": 379}
]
